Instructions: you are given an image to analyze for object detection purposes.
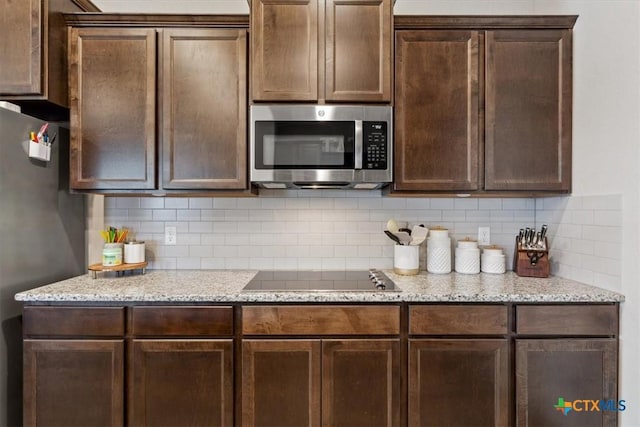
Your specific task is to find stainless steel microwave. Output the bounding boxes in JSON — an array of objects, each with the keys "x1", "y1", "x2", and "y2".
[{"x1": 250, "y1": 105, "x2": 392, "y2": 189}]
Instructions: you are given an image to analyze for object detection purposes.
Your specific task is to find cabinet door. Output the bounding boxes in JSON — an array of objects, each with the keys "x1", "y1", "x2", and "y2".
[
  {"x1": 69, "y1": 28, "x2": 156, "y2": 189},
  {"x1": 251, "y1": 0, "x2": 318, "y2": 101},
  {"x1": 409, "y1": 339, "x2": 509, "y2": 427},
  {"x1": 394, "y1": 30, "x2": 480, "y2": 191},
  {"x1": 23, "y1": 339, "x2": 124, "y2": 427},
  {"x1": 242, "y1": 340, "x2": 321, "y2": 427},
  {"x1": 323, "y1": 339, "x2": 400, "y2": 427},
  {"x1": 324, "y1": 0, "x2": 392, "y2": 102},
  {"x1": 516, "y1": 339, "x2": 618, "y2": 427},
  {"x1": 485, "y1": 30, "x2": 572, "y2": 191},
  {"x1": 129, "y1": 339, "x2": 233, "y2": 427},
  {"x1": 0, "y1": 0, "x2": 41, "y2": 95},
  {"x1": 161, "y1": 29, "x2": 247, "y2": 189}
]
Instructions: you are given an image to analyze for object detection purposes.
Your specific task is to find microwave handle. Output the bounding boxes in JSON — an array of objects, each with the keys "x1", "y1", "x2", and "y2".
[{"x1": 355, "y1": 120, "x2": 363, "y2": 169}]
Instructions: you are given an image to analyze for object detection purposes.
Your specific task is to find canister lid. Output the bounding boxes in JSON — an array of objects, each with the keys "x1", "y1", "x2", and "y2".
[
  {"x1": 457, "y1": 238, "x2": 478, "y2": 249},
  {"x1": 429, "y1": 228, "x2": 449, "y2": 239},
  {"x1": 482, "y1": 245, "x2": 503, "y2": 256}
]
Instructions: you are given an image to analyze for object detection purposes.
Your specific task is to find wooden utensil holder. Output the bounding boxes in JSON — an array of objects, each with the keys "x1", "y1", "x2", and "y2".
[{"x1": 513, "y1": 238, "x2": 550, "y2": 278}]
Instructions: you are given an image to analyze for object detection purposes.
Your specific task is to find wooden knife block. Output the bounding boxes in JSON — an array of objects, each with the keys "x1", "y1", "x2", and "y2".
[{"x1": 513, "y1": 238, "x2": 550, "y2": 278}]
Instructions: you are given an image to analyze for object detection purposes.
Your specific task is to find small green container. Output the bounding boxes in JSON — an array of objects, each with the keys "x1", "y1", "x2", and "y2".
[{"x1": 102, "y1": 243, "x2": 123, "y2": 266}]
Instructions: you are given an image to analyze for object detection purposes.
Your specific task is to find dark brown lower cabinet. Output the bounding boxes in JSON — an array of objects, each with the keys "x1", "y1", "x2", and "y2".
[
  {"x1": 241, "y1": 339, "x2": 400, "y2": 427},
  {"x1": 129, "y1": 339, "x2": 233, "y2": 427},
  {"x1": 22, "y1": 303, "x2": 620, "y2": 427},
  {"x1": 242, "y1": 340, "x2": 321, "y2": 427},
  {"x1": 323, "y1": 340, "x2": 400, "y2": 427},
  {"x1": 408, "y1": 339, "x2": 509, "y2": 427},
  {"x1": 516, "y1": 339, "x2": 618, "y2": 427},
  {"x1": 23, "y1": 339, "x2": 124, "y2": 427}
]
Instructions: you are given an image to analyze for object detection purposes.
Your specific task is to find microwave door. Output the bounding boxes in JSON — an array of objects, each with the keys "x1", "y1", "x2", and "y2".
[{"x1": 255, "y1": 121, "x2": 356, "y2": 169}]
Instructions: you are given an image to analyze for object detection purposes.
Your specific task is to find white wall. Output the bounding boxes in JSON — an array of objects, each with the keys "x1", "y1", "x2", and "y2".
[{"x1": 94, "y1": 0, "x2": 640, "y2": 423}]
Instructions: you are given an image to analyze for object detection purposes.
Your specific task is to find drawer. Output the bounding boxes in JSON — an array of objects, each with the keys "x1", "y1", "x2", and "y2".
[
  {"x1": 516, "y1": 304, "x2": 618, "y2": 336},
  {"x1": 131, "y1": 306, "x2": 234, "y2": 336},
  {"x1": 242, "y1": 305, "x2": 400, "y2": 335},
  {"x1": 23, "y1": 306, "x2": 125, "y2": 337},
  {"x1": 410, "y1": 305, "x2": 509, "y2": 335}
]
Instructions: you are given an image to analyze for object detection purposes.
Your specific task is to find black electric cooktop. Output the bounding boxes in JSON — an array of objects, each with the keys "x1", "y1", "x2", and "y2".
[{"x1": 242, "y1": 270, "x2": 397, "y2": 292}]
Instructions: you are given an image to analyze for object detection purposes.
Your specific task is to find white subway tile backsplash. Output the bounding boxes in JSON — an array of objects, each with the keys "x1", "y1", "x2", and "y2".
[
  {"x1": 430, "y1": 199, "x2": 454, "y2": 209},
  {"x1": 594, "y1": 210, "x2": 623, "y2": 227},
  {"x1": 141, "y1": 198, "x2": 165, "y2": 209},
  {"x1": 237, "y1": 198, "x2": 261, "y2": 209},
  {"x1": 572, "y1": 210, "x2": 594, "y2": 225},
  {"x1": 406, "y1": 199, "x2": 430, "y2": 210},
  {"x1": 116, "y1": 198, "x2": 140, "y2": 209},
  {"x1": 454, "y1": 199, "x2": 478, "y2": 210},
  {"x1": 177, "y1": 209, "x2": 201, "y2": 221},
  {"x1": 189, "y1": 198, "x2": 212, "y2": 209},
  {"x1": 127, "y1": 209, "x2": 153, "y2": 221},
  {"x1": 139, "y1": 221, "x2": 166, "y2": 233},
  {"x1": 177, "y1": 258, "x2": 201, "y2": 269},
  {"x1": 201, "y1": 209, "x2": 225, "y2": 221},
  {"x1": 479, "y1": 199, "x2": 502, "y2": 210},
  {"x1": 164, "y1": 198, "x2": 189, "y2": 209},
  {"x1": 202, "y1": 257, "x2": 225, "y2": 269},
  {"x1": 189, "y1": 222, "x2": 214, "y2": 233},
  {"x1": 213, "y1": 199, "x2": 237, "y2": 209},
  {"x1": 153, "y1": 209, "x2": 177, "y2": 221},
  {"x1": 503, "y1": 199, "x2": 535, "y2": 210},
  {"x1": 540, "y1": 194, "x2": 621, "y2": 288},
  {"x1": 103, "y1": 194, "x2": 620, "y2": 292}
]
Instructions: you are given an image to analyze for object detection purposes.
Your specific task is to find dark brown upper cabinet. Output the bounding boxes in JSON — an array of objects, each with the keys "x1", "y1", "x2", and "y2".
[
  {"x1": 0, "y1": 0, "x2": 99, "y2": 120},
  {"x1": 251, "y1": 0, "x2": 392, "y2": 102},
  {"x1": 394, "y1": 30, "x2": 480, "y2": 191},
  {"x1": 67, "y1": 16, "x2": 248, "y2": 192},
  {"x1": 69, "y1": 27, "x2": 157, "y2": 190},
  {"x1": 485, "y1": 29, "x2": 572, "y2": 191},
  {"x1": 161, "y1": 29, "x2": 247, "y2": 190},
  {"x1": 393, "y1": 16, "x2": 576, "y2": 195}
]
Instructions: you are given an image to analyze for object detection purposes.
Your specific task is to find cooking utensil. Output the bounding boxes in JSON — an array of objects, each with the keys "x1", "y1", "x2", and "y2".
[
  {"x1": 386, "y1": 219, "x2": 399, "y2": 234},
  {"x1": 410, "y1": 225, "x2": 428, "y2": 245},
  {"x1": 384, "y1": 230, "x2": 402, "y2": 245},
  {"x1": 395, "y1": 231, "x2": 412, "y2": 245}
]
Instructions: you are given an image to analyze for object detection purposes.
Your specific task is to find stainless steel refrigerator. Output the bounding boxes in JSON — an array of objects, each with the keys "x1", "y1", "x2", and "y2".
[{"x1": 0, "y1": 106, "x2": 86, "y2": 426}]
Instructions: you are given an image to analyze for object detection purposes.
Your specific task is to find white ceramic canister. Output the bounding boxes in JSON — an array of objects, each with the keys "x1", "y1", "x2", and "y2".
[
  {"x1": 124, "y1": 241, "x2": 145, "y2": 264},
  {"x1": 394, "y1": 245, "x2": 420, "y2": 275},
  {"x1": 102, "y1": 243, "x2": 123, "y2": 266},
  {"x1": 427, "y1": 228, "x2": 451, "y2": 274},
  {"x1": 455, "y1": 238, "x2": 480, "y2": 274},
  {"x1": 481, "y1": 246, "x2": 506, "y2": 274}
]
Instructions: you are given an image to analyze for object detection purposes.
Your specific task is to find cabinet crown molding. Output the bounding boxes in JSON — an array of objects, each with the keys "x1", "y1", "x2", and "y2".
[
  {"x1": 64, "y1": 13, "x2": 250, "y2": 27},
  {"x1": 394, "y1": 15, "x2": 578, "y2": 30}
]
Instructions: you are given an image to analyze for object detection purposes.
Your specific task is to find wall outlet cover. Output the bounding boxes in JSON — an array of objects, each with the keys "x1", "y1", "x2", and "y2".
[
  {"x1": 478, "y1": 226, "x2": 490, "y2": 246},
  {"x1": 165, "y1": 225, "x2": 177, "y2": 245}
]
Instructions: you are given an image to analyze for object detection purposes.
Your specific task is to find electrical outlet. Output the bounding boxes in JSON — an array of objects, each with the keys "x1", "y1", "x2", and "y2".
[
  {"x1": 165, "y1": 225, "x2": 177, "y2": 245},
  {"x1": 478, "y1": 226, "x2": 490, "y2": 246}
]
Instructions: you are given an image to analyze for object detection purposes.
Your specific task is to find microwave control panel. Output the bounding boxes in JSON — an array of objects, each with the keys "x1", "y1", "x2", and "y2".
[{"x1": 363, "y1": 122, "x2": 388, "y2": 170}]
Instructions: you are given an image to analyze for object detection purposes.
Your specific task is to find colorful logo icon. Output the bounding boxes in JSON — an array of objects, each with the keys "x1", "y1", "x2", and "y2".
[
  {"x1": 554, "y1": 397, "x2": 573, "y2": 415},
  {"x1": 554, "y1": 397, "x2": 626, "y2": 415}
]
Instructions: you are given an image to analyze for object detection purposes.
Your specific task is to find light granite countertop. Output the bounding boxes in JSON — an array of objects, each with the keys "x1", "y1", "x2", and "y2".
[{"x1": 14, "y1": 270, "x2": 624, "y2": 303}]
